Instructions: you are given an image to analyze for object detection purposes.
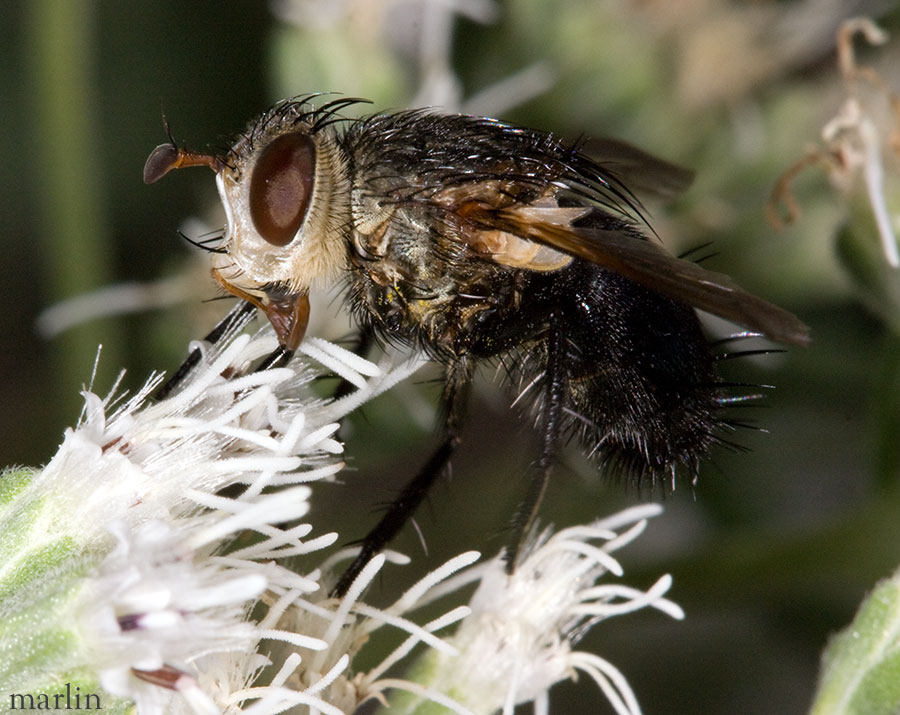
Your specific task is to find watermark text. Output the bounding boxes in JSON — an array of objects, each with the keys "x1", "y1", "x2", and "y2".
[{"x1": 8, "y1": 683, "x2": 102, "y2": 710}]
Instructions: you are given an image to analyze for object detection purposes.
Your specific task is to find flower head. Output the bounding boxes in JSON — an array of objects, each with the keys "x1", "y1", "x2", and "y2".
[
  {"x1": 1, "y1": 319, "x2": 681, "y2": 715},
  {"x1": 0, "y1": 323, "x2": 423, "y2": 713},
  {"x1": 394, "y1": 504, "x2": 683, "y2": 715}
]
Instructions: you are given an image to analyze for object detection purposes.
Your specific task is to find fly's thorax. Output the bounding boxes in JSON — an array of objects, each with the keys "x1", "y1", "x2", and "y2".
[{"x1": 212, "y1": 130, "x2": 353, "y2": 297}]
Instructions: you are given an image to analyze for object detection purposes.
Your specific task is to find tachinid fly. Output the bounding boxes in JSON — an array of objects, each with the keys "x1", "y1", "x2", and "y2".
[{"x1": 144, "y1": 95, "x2": 809, "y2": 595}]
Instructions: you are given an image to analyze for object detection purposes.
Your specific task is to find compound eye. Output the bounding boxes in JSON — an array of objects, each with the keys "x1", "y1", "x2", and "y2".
[{"x1": 249, "y1": 132, "x2": 316, "y2": 247}]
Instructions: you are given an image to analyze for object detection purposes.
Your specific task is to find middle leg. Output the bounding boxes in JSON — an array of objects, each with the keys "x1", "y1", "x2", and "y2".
[{"x1": 331, "y1": 356, "x2": 474, "y2": 597}]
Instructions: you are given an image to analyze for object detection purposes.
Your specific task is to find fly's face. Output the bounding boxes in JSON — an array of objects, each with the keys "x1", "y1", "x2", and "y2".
[
  {"x1": 212, "y1": 115, "x2": 352, "y2": 297},
  {"x1": 144, "y1": 101, "x2": 355, "y2": 350}
]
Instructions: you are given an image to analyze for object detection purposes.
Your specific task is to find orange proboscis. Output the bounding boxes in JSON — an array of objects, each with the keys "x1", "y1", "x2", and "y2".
[{"x1": 211, "y1": 269, "x2": 310, "y2": 351}]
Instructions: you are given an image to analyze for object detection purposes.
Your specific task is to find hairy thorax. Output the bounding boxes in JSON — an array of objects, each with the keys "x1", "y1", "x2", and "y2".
[{"x1": 347, "y1": 190, "x2": 529, "y2": 357}]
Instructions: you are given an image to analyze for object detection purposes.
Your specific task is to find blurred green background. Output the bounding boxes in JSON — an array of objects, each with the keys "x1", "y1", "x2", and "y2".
[{"x1": 4, "y1": 1, "x2": 900, "y2": 713}]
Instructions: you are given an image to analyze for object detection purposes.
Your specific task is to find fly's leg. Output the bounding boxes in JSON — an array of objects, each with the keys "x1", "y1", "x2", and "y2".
[
  {"x1": 256, "y1": 344, "x2": 294, "y2": 371},
  {"x1": 154, "y1": 301, "x2": 257, "y2": 400},
  {"x1": 331, "y1": 356, "x2": 473, "y2": 598},
  {"x1": 504, "y1": 322, "x2": 567, "y2": 572}
]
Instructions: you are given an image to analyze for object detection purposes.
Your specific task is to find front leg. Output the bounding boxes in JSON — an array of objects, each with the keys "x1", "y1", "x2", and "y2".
[{"x1": 154, "y1": 301, "x2": 257, "y2": 400}]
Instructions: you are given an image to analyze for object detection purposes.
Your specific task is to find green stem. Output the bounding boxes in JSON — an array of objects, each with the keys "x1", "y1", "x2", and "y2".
[{"x1": 25, "y1": 0, "x2": 122, "y2": 415}]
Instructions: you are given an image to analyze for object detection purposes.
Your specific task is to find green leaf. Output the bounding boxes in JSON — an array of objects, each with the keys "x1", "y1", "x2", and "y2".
[{"x1": 809, "y1": 572, "x2": 900, "y2": 715}]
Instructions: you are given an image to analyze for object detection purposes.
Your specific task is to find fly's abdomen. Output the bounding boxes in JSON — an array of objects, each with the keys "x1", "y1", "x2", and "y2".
[
  {"x1": 503, "y1": 260, "x2": 725, "y2": 484},
  {"x1": 562, "y1": 265, "x2": 724, "y2": 481}
]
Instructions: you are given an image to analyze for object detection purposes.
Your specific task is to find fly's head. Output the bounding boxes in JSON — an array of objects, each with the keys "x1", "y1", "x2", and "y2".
[{"x1": 144, "y1": 98, "x2": 356, "y2": 350}]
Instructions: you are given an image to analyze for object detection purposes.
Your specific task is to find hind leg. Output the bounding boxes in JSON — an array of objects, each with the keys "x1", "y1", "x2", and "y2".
[{"x1": 504, "y1": 322, "x2": 567, "y2": 572}]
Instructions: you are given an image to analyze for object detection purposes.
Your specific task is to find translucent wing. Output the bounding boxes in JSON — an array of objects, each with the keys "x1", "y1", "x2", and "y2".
[
  {"x1": 462, "y1": 204, "x2": 811, "y2": 346},
  {"x1": 582, "y1": 138, "x2": 695, "y2": 201}
]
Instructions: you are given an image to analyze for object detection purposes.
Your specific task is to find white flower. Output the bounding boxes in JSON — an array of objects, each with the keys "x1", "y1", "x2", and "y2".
[
  {"x1": 0, "y1": 317, "x2": 682, "y2": 715},
  {"x1": 0, "y1": 323, "x2": 424, "y2": 713},
  {"x1": 269, "y1": 549, "x2": 482, "y2": 714},
  {"x1": 395, "y1": 504, "x2": 683, "y2": 715}
]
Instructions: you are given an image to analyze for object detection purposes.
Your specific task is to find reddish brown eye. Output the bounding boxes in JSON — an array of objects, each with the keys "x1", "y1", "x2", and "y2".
[{"x1": 249, "y1": 132, "x2": 316, "y2": 247}]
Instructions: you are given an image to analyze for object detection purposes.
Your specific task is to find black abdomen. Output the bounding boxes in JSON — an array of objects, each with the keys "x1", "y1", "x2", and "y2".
[
  {"x1": 561, "y1": 263, "x2": 721, "y2": 480},
  {"x1": 473, "y1": 259, "x2": 724, "y2": 483}
]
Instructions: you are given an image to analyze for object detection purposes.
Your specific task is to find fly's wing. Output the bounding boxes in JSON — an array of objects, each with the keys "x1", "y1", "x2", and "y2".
[
  {"x1": 582, "y1": 138, "x2": 695, "y2": 202},
  {"x1": 461, "y1": 203, "x2": 811, "y2": 347}
]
